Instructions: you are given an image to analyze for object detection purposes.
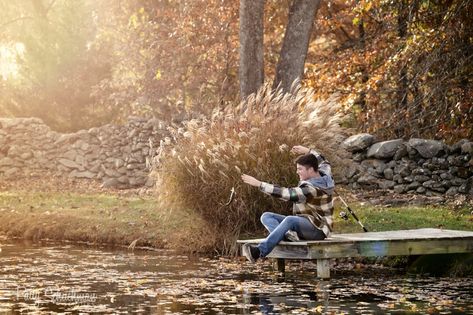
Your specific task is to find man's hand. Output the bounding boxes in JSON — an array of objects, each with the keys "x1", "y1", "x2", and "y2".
[
  {"x1": 241, "y1": 174, "x2": 262, "y2": 187},
  {"x1": 291, "y1": 145, "x2": 310, "y2": 155}
]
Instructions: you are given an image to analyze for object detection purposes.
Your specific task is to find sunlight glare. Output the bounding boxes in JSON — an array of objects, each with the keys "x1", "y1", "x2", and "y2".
[{"x1": 0, "y1": 42, "x2": 25, "y2": 80}]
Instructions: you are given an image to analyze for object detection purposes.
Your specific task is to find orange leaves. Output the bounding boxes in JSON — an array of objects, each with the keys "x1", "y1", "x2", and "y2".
[{"x1": 304, "y1": 0, "x2": 472, "y2": 141}]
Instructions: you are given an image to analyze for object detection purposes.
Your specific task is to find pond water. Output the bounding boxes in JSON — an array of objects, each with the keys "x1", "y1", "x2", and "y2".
[{"x1": 0, "y1": 239, "x2": 472, "y2": 314}]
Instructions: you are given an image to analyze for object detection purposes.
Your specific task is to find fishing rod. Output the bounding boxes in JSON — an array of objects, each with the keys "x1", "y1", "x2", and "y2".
[{"x1": 335, "y1": 191, "x2": 368, "y2": 232}]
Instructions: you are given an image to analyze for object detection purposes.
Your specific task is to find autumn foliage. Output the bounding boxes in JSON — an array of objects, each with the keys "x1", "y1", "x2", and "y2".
[
  {"x1": 306, "y1": 0, "x2": 473, "y2": 141},
  {"x1": 0, "y1": 0, "x2": 471, "y2": 139}
]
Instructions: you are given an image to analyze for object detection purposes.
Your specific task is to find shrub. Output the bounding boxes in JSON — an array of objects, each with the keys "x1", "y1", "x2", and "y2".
[{"x1": 153, "y1": 84, "x2": 348, "y2": 253}]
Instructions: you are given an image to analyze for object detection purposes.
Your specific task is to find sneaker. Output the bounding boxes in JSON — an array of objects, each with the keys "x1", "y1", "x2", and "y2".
[
  {"x1": 285, "y1": 230, "x2": 300, "y2": 242},
  {"x1": 242, "y1": 243, "x2": 260, "y2": 263}
]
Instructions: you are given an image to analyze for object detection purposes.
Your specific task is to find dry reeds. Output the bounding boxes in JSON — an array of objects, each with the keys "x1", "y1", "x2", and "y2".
[{"x1": 153, "y1": 83, "x2": 348, "y2": 254}]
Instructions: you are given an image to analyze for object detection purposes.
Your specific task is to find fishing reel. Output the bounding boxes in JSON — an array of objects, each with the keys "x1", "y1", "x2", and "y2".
[{"x1": 339, "y1": 211, "x2": 349, "y2": 221}]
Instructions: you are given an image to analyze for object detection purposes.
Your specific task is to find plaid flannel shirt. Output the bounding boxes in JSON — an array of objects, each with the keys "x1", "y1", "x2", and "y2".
[{"x1": 259, "y1": 149, "x2": 334, "y2": 237}]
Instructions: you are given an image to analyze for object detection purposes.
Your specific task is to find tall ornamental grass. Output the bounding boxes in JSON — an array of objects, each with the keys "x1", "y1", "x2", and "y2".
[{"x1": 153, "y1": 84, "x2": 348, "y2": 253}]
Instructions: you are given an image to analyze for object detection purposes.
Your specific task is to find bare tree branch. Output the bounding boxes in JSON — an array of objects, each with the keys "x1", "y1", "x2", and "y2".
[{"x1": 0, "y1": 16, "x2": 34, "y2": 31}]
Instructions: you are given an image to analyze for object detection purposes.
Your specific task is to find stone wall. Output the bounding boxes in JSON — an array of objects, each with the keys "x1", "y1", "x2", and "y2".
[
  {"x1": 1, "y1": 117, "x2": 472, "y2": 195},
  {"x1": 0, "y1": 117, "x2": 169, "y2": 188},
  {"x1": 342, "y1": 134, "x2": 473, "y2": 196}
]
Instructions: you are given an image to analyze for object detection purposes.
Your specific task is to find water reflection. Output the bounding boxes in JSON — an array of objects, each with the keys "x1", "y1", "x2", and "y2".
[
  {"x1": 244, "y1": 282, "x2": 329, "y2": 314},
  {"x1": 0, "y1": 239, "x2": 472, "y2": 314}
]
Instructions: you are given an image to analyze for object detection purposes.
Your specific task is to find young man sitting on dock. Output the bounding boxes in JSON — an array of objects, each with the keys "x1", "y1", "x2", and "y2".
[{"x1": 241, "y1": 145, "x2": 334, "y2": 263}]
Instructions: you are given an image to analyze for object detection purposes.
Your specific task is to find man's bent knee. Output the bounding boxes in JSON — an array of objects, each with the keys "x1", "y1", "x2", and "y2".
[
  {"x1": 281, "y1": 216, "x2": 299, "y2": 228},
  {"x1": 260, "y1": 212, "x2": 273, "y2": 223}
]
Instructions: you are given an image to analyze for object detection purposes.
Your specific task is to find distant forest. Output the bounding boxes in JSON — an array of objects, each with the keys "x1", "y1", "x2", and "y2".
[{"x1": 1, "y1": 0, "x2": 471, "y2": 141}]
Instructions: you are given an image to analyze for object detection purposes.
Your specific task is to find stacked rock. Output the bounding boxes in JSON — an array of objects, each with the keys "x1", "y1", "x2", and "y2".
[
  {"x1": 0, "y1": 117, "x2": 168, "y2": 188},
  {"x1": 342, "y1": 134, "x2": 473, "y2": 196},
  {"x1": 2, "y1": 117, "x2": 471, "y2": 195}
]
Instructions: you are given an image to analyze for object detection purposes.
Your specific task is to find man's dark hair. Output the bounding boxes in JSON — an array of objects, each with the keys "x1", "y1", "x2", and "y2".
[{"x1": 295, "y1": 154, "x2": 318, "y2": 171}]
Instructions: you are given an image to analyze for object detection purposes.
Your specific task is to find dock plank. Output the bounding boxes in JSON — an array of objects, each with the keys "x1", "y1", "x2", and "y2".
[
  {"x1": 238, "y1": 228, "x2": 473, "y2": 278},
  {"x1": 238, "y1": 228, "x2": 473, "y2": 259}
]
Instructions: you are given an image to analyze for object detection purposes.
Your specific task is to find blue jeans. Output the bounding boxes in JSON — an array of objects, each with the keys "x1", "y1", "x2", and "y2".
[{"x1": 257, "y1": 212, "x2": 326, "y2": 257}]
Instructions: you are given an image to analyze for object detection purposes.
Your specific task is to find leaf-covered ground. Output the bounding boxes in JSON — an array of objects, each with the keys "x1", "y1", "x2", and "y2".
[
  {"x1": 0, "y1": 239, "x2": 472, "y2": 314},
  {"x1": 1, "y1": 176, "x2": 472, "y2": 254},
  {"x1": 0, "y1": 175, "x2": 215, "y2": 252}
]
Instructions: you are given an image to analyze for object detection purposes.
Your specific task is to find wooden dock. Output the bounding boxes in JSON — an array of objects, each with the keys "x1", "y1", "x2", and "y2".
[{"x1": 237, "y1": 228, "x2": 473, "y2": 278}]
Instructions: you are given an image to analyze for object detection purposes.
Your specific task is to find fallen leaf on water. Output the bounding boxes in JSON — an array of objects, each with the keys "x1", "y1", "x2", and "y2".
[{"x1": 310, "y1": 305, "x2": 323, "y2": 313}]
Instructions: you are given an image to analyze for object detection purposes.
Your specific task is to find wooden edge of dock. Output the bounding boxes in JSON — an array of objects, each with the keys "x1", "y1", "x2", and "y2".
[{"x1": 237, "y1": 228, "x2": 473, "y2": 278}]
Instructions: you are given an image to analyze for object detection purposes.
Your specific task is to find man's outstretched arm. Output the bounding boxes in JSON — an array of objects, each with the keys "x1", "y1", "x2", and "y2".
[
  {"x1": 241, "y1": 174, "x2": 262, "y2": 187},
  {"x1": 241, "y1": 174, "x2": 319, "y2": 202}
]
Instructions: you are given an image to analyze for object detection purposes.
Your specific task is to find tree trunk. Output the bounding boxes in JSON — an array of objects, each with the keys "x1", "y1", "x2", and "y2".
[
  {"x1": 273, "y1": 0, "x2": 321, "y2": 93},
  {"x1": 355, "y1": 14, "x2": 368, "y2": 112},
  {"x1": 397, "y1": 0, "x2": 409, "y2": 111},
  {"x1": 239, "y1": 0, "x2": 264, "y2": 100},
  {"x1": 395, "y1": 0, "x2": 409, "y2": 137}
]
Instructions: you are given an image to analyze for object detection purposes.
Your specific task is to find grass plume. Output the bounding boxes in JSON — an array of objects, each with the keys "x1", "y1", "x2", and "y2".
[{"x1": 153, "y1": 84, "x2": 348, "y2": 253}]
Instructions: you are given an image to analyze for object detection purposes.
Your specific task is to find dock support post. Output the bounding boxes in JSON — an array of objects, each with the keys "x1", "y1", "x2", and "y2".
[
  {"x1": 275, "y1": 258, "x2": 285, "y2": 273},
  {"x1": 317, "y1": 259, "x2": 330, "y2": 278}
]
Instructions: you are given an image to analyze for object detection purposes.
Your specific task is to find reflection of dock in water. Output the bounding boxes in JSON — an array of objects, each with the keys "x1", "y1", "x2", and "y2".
[{"x1": 241, "y1": 280, "x2": 330, "y2": 314}]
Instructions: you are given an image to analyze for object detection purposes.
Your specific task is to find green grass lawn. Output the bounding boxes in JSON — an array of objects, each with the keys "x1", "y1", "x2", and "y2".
[
  {"x1": 333, "y1": 203, "x2": 473, "y2": 233},
  {"x1": 0, "y1": 190, "x2": 214, "y2": 252},
  {"x1": 1, "y1": 189, "x2": 472, "y2": 253}
]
